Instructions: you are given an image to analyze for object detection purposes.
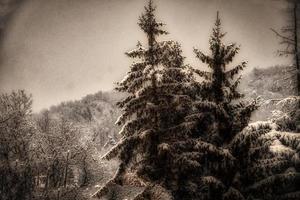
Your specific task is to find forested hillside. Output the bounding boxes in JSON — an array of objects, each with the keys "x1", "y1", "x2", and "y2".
[
  {"x1": 242, "y1": 65, "x2": 296, "y2": 100},
  {"x1": 0, "y1": 90, "x2": 124, "y2": 200},
  {"x1": 241, "y1": 65, "x2": 300, "y2": 131},
  {"x1": 37, "y1": 90, "x2": 122, "y2": 147}
]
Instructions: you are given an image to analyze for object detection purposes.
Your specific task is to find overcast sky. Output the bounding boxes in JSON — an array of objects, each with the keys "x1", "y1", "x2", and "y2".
[{"x1": 0, "y1": 0, "x2": 291, "y2": 111}]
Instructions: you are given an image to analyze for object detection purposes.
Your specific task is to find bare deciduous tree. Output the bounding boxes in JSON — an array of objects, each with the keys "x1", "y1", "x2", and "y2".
[
  {"x1": 0, "y1": 90, "x2": 35, "y2": 200},
  {"x1": 271, "y1": 0, "x2": 300, "y2": 95}
]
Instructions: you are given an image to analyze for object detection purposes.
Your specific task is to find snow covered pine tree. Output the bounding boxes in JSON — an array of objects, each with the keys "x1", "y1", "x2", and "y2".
[
  {"x1": 93, "y1": 0, "x2": 195, "y2": 199},
  {"x1": 187, "y1": 12, "x2": 300, "y2": 200},
  {"x1": 93, "y1": 3, "x2": 300, "y2": 200},
  {"x1": 173, "y1": 12, "x2": 258, "y2": 199}
]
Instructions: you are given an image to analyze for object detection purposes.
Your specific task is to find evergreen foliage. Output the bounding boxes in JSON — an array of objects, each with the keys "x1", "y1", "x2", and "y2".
[
  {"x1": 95, "y1": 2, "x2": 300, "y2": 200},
  {"x1": 96, "y1": 1, "x2": 194, "y2": 198},
  {"x1": 164, "y1": 12, "x2": 257, "y2": 200},
  {"x1": 231, "y1": 121, "x2": 300, "y2": 200}
]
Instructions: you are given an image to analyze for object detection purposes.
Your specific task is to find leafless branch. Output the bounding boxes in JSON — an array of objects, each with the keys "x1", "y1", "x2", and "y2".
[{"x1": 270, "y1": 28, "x2": 295, "y2": 43}]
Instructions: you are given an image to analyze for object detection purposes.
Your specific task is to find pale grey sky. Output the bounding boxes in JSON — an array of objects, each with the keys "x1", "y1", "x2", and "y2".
[{"x1": 0, "y1": 0, "x2": 291, "y2": 111}]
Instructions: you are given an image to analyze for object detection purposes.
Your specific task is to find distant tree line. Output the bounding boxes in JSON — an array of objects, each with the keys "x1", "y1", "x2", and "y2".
[{"x1": 0, "y1": 90, "x2": 121, "y2": 200}]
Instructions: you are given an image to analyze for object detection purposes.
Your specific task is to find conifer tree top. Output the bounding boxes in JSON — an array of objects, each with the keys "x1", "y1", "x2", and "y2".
[
  {"x1": 210, "y1": 11, "x2": 226, "y2": 52},
  {"x1": 138, "y1": 0, "x2": 168, "y2": 44},
  {"x1": 193, "y1": 11, "x2": 247, "y2": 104}
]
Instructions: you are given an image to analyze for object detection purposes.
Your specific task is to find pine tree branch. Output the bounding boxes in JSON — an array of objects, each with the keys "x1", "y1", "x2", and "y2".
[
  {"x1": 194, "y1": 48, "x2": 213, "y2": 65},
  {"x1": 101, "y1": 137, "x2": 126, "y2": 160},
  {"x1": 246, "y1": 172, "x2": 300, "y2": 193},
  {"x1": 225, "y1": 61, "x2": 247, "y2": 79},
  {"x1": 192, "y1": 69, "x2": 212, "y2": 80}
]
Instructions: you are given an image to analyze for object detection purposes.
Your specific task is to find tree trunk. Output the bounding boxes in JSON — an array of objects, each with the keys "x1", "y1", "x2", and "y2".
[
  {"x1": 57, "y1": 188, "x2": 61, "y2": 200},
  {"x1": 81, "y1": 155, "x2": 89, "y2": 186},
  {"x1": 36, "y1": 169, "x2": 40, "y2": 187},
  {"x1": 46, "y1": 172, "x2": 49, "y2": 190},
  {"x1": 293, "y1": 2, "x2": 300, "y2": 96},
  {"x1": 63, "y1": 151, "x2": 69, "y2": 187}
]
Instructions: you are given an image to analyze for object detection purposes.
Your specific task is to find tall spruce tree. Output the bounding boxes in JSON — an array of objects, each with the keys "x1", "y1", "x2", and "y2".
[
  {"x1": 94, "y1": 1, "x2": 194, "y2": 198},
  {"x1": 185, "y1": 12, "x2": 300, "y2": 200},
  {"x1": 170, "y1": 12, "x2": 258, "y2": 199},
  {"x1": 192, "y1": 12, "x2": 256, "y2": 143}
]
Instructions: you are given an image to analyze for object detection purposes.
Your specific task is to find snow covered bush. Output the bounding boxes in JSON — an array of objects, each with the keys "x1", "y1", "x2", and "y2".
[{"x1": 231, "y1": 121, "x2": 300, "y2": 199}]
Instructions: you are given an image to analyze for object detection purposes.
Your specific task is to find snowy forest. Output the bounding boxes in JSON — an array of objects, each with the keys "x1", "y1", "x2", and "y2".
[{"x1": 0, "y1": 0, "x2": 300, "y2": 200}]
